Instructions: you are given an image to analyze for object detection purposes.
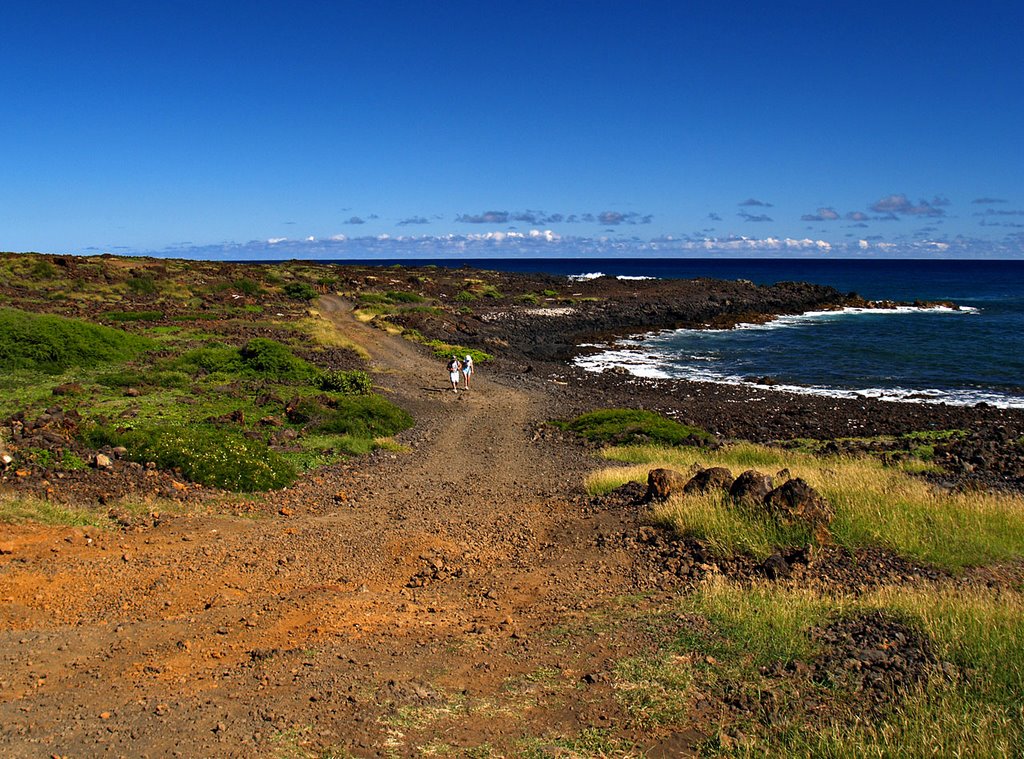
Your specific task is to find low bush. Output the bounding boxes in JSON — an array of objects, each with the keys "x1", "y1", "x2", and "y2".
[
  {"x1": 0, "y1": 307, "x2": 154, "y2": 372},
  {"x1": 172, "y1": 339, "x2": 315, "y2": 381},
  {"x1": 30, "y1": 259, "x2": 59, "y2": 280},
  {"x1": 126, "y1": 275, "x2": 158, "y2": 295},
  {"x1": 173, "y1": 346, "x2": 243, "y2": 375},
  {"x1": 283, "y1": 282, "x2": 318, "y2": 301},
  {"x1": 83, "y1": 423, "x2": 296, "y2": 492},
  {"x1": 98, "y1": 368, "x2": 189, "y2": 389},
  {"x1": 313, "y1": 395, "x2": 414, "y2": 438},
  {"x1": 101, "y1": 310, "x2": 163, "y2": 322},
  {"x1": 414, "y1": 336, "x2": 492, "y2": 364},
  {"x1": 239, "y1": 338, "x2": 314, "y2": 380},
  {"x1": 455, "y1": 290, "x2": 477, "y2": 302},
  {"x1": 562, "y1": 409, "x2": 713, "y2": 447},
  {"x1": 385, "y1": 290, "x2": 425, "y2": 303},
  {"x1": 316, "y1": 369, "x2": 372, "y2": 394},
  {"x1": 232, "y1": 278, "x2": 262, "y2": 295}
]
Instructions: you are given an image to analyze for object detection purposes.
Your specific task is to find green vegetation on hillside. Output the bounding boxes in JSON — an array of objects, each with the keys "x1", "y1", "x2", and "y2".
[
  {"x1": 0, "y1": 307, "x2": 154, "y2": 372},
  {"x1": 559, "y1": 408, "x2": 714, "y2": 447}
]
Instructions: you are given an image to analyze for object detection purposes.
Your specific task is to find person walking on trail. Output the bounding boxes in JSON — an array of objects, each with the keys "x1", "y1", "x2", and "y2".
[
  {"x1": 446, "y1": 355, "x2": 461, "y2": 393},
  {"x1": 461, "y1": 353, "x2": 474, "y2": 390}
]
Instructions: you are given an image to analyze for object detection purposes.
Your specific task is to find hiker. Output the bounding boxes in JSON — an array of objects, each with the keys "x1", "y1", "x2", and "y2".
[
  {"x1": 461, "y1": 353, "x2": 474, "y2": 389},
  {"x1": 446, "y1": 355, "x2": 461, "y2": 393}
]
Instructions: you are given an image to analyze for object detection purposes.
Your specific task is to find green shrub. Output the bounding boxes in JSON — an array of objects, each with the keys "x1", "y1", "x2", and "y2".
[
  {"x1": 30, "y1": 260, "x2": 58, "y2": 280},
  {"x1": 358, "y1": 292, "x2": 389, "y2": 304},
  {"x1": 126, "y1": 275, "x2": 158, "y2": 295},
  {"x1": 83, "y1": 424, "x2": 296, "y2": 492},
  {"x1": 420, "y1": 339, "x2": 492, "y2": 364},
  {"x1": 563, "y1": 409, "x2": 713, "y2": 447},
  {"x1": 96, "y1": 369, "x2": 145, "y2": 388},
  {"x1": 542, "y1": 289, "x2": 559, "y2": 297},
  {"x1": 232, "y1": 278, "x2": 262, "y2": 295},
  {"x1": 101, "y1": 311, "x2": 163, "y2": 322},
  {"x1": 283, "y1": 282, "x2": 318, "y2": 301},
  {"x1": 173, "y1": 346, "x2": 243, "y2": 375},
  {"x1": 455, "y1": 290, "x2": 477, "y2": 302},
  {"x1": 0, "y1": 307, "x2": 154, "y2": 372},
  {"x1": 239, "y1": 338, "x2": 314, "y2": 380},
  {"x1": 314, "y1": 395, "x2": 414, "y2": 438},
  {"x1": 100, "y1": 368, "x2": 189, "y2": 389},
  {"x1": 385, "y1": 290, "x2": 425, "y2": 303},
  {"x1": 316, "y1": 369, "x2": 372, "y2": 394},
  {"x1": 516, "y1": 293, "x2": 540, "y2": 305}
]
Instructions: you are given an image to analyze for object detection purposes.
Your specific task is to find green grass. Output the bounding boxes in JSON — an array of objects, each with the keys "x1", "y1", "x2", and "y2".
[
  {"x1": 414, "y1": 337, "x2": 492, "y2": 364},
  {"x1": 591, "y1": 442, "x2": 1024, "y2": 570},
  {"x1": 668, "y1": 581, "x2": 1024, "y2": 757},
  {"x1": 613, "y1": 653, "x2": 693, "y2": 727},
  {"x1": 100, "y1": 310, "x2": 164, "y2": 322},
  {"x1": 0, "y1": 494, "x2": 105, "y2": 527},
  {"x1": 560, "y1": 409, "x2": 713, "y2": 447},
  {"x1": 0, "y1": 307, "x2": 155, "y2": 372}
]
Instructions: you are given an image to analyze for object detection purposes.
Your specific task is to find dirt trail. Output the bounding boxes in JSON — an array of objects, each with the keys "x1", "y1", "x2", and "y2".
[{"x1": 0, "y1": 297, "x2": 680, "y2": 757}]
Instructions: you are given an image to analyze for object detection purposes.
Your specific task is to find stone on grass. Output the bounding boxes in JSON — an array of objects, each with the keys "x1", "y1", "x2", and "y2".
[
  {"x1": 683, "y1": 466, "x2": 734, "y2": 494},
  {"x1": 644, "y1": 468, "x2": 687, "y2": 502},
  {"x1": 729, "y1": 469, "x2": 774, "y2": 506},
  {"x1": 762, "y1": 477, "x2": 833, "y2": 527}
]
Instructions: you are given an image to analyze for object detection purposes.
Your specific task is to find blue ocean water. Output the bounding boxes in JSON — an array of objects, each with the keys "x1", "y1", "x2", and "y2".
[{"x1": 322, "y1": 258, "x2": 1024, "y2": 408}]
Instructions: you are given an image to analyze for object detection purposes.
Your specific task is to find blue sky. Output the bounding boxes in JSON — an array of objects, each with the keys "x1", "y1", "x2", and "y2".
[{"x1": 2, "y1": 1, "x2": 1023, "y2": 259}]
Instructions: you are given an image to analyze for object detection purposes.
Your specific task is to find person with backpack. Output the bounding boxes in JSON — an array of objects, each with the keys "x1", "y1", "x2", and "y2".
[
  {"x1": 461, "y1": 353, "x2": 474, "y2": 390},
  {"x1": 446, "y1": 355, "x2": 461, "y2": 393}
]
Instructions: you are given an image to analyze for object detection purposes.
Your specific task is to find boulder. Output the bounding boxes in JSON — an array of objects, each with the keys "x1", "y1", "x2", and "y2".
[
  {"x1": 644, "y1": 468, "x2": 687, "y2": 502},
  {"x1": 93, "y1": 453, "x2": 113, "y2": 470},
  {"x1": 683, "y1": 467, "x2": 734, "y2": 495},
  {"x1": 729, "y1": 469, "x2": 774, "y2": 506},
  {"x1": 762, "y1": 477, "x2": 833, "y2": 527},
  {"x1": 761, "y1": 552, "x2": 791, "y2": 580}
]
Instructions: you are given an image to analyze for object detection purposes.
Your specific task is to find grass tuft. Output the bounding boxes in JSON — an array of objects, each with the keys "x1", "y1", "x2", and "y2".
[{"x1": 562, "y1": 409, "x2": 713, "y2": 447}]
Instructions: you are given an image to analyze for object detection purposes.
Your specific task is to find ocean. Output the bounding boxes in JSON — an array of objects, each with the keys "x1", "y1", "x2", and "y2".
[{"x1": 320, "y1": 258, "x2": 1024, "y2": 409}]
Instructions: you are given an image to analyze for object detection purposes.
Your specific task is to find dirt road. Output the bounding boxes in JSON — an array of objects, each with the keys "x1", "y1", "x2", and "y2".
[{"x1": 0, "y1": 297, "x2": 683, "y2": 757}]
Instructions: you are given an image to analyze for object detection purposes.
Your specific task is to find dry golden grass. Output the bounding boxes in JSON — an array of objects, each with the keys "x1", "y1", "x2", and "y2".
[
  {"x1": 590, "y1": 443, "x2": 1024, "y2": 570},
  {"x1": 298, "y1": 311, "x2": 370, "y2": 359}
]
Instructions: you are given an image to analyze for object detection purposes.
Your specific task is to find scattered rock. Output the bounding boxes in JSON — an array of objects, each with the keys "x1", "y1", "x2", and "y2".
[
  {"x1": 644, "y1": 468, "x2": 687, "y2": 502},
  {"x1": 684, "y1": 467, "x2": 735, "y2": 494},
  {"x1": 93, "y1": 453, "x2": 113, "y2": 470},
  {"x1": 729, "y1": 469, "x2": 774, "y2": 506},
  {"x1": 762, "y1": 478, "x2": 833, "y2": 528},
  {"x1": 760, "y1": 552, "x2": 790, "y2": 580}
]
